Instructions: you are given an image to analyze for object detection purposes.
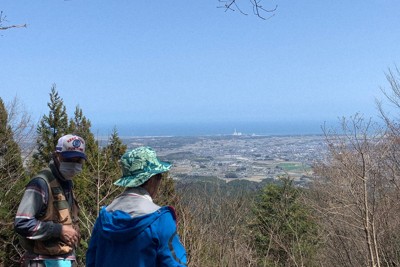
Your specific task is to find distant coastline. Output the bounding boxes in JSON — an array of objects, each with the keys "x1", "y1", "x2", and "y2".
[{"x1": 92, "y1": 120, "x2": 327, "y2": 138}]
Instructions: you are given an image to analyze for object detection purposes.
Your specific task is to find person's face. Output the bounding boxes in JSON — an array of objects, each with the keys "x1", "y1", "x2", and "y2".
[{"x1": 56, "y1": 154, "x2": 85, "y2": 180}]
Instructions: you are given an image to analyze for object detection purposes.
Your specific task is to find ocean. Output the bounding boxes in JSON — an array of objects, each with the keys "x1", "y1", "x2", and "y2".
[{"x1": 93, "y1": 120, "x2": 328, "y2": 137}]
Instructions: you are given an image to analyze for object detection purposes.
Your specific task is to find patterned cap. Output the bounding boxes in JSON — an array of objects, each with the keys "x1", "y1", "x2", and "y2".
[
  {"x1": 56, "y1": 134, "x2": 87, "y2": 159},
  {"x1": 114, "y1": 146, "x2": 171, "y2": 187}
]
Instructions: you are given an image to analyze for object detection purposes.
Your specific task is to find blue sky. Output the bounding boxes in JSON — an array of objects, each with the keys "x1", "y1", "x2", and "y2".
[{"x1": 1, "y1": 1, "x2": 400, "y2": 136}]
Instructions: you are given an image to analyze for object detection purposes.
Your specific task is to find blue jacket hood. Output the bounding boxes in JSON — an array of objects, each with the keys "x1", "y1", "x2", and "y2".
[
  {"x1": 98, "y1": 206, "x2": 172, "y2": 242},
  {"x1": 86, "y1": 205, "x2": 187, "y2": 267}
]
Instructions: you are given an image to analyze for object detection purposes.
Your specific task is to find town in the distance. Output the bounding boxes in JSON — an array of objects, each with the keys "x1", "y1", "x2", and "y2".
[{"x1": 110, "y1": 131, "x2": 328, "y2": 187}]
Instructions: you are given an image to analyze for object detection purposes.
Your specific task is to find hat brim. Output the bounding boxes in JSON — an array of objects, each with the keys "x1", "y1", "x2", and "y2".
[
  {"x1": 114, "y1": 161, "x2": 171, "y2": 187},
  {"x1": 60, "y1": 151, "x2": 87, "y2": 160}
]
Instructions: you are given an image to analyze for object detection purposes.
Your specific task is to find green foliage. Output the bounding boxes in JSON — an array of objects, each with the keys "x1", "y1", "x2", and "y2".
[
  {"x1": 30, "y1": 84, "x2": 68, "y2": 172},
  {"x1": 277, "y1": 162, "x2": 310, "y2": 172},
  {"x1": 67, "y1": 104, "x2": 101, "y2": 230},
  {"x1": 0, "y1": 98, "x2": 29, "y2": 266},
  {"x1": 225, "y1": 171, "x2": 238, "y2": 178},
  {"x1": 104, "y1": 127, "x2": 127, "y2": 169},
  {"x1": 68, "y1": 106, "x2": 98, "y2": 169},
  {"x1": 0, "y1": 88, "x2": 325, "y2": 266},
  {"x1": 252, "y1": 178, "x2": 319, "y2": 267},
  {"x1": 3, "y1": 87, "x2": 128, "y2": 266},
  {"x1": 71, "y1": 116, "x2": 126, "y2": 266}
]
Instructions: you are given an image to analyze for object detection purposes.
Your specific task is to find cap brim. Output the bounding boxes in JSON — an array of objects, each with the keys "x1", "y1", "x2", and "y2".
[{"x1": 60, "y1": 151, "x2": 87, "y2": 160}]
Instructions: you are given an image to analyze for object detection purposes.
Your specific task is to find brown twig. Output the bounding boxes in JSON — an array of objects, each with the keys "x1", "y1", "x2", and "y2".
[
  {"x1": 0, "y1": 11, "x2": 27, "y2": 31},
  {"x1": 218, "y1": 0, "x2": 277, "y2": 19}
]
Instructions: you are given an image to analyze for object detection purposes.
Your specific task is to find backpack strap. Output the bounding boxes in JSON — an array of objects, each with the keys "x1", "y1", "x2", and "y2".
[
  {"x1": 36, "y1": 168, "x2": 56, "y2": 183},
  {"x1": 35, "y1": 168, "x2": 73, "y2": 224}
]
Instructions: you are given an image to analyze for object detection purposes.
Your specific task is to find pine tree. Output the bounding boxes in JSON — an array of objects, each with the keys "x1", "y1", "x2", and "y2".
[
  {"x1": 104, "y1": 127, "x2": 127, "y2": 168},
  {"x1": 93, "y1": 127, "x2": 127, "y2": 208},
  {"x1": 98, "y1": 127, "x2": 127, "y2": 203},
  {"x1": 0, "y1": 98, "x2": 29, "y2": 266},
  {"x1": 252, "y1": 178, "x2": 319, "y2": 267},
  {"x1": 68, "y1": 105, "x2": 98, "y2": 165},
  {"x1": 73, "y1": 127, "x2": 126, "y2": 266},
  {"x1": 30, "y1": 84, "x2": 68, "y2": 172}
]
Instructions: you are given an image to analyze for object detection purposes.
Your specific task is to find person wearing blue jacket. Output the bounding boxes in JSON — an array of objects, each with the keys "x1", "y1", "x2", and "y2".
[{"x1": 86, "y1": 147, "x2": 187, "y2": 267}]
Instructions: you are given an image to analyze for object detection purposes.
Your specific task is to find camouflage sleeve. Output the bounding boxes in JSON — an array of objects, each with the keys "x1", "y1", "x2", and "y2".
[{"x1": 14, "y1": 177, "x2": 62, "y2": 240}]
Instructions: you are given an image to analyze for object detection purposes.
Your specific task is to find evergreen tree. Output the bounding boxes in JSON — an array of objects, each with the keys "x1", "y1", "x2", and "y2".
[
  {"x1": 68, "y1": 105, "x2": 98, "y2": 166},
  {"x1": 106, "y1": 127, "x2": 127, "y2": 164},
  {"x1": 74, "y1": 127, "x2": 126, "y2": 266},
  {"x1": 67, "y1": 104, "x2": 99, "y2": 208},
  {"x1": 98, "y1": 127, "x2": 127, "y2": 203},
  {"x1": 30, "y1": 84, "x2": 68, "y2": 172},
  {"x1": 67, "y1": 106, "x2": 101, "y2": 265},
  {"x1": 252, "y1": 177, "x2": 319, "y2": 267},
  {"x1": 74, "y1": 126, "x2": 125, "y2": 214},
  {"x1": 0, "y1": 98, "x2": 29, "y2": 266},
  {"x1": 94, "y1": 127, "x2": 127, "y2": 207}
]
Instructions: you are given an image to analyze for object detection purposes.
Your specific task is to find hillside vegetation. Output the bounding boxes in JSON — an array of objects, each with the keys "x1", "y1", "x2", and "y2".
[{"x1": 2, "y1": 70, "x2": 400, "y2": 266}]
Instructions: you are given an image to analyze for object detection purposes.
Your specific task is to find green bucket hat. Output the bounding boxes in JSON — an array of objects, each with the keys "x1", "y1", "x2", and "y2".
[{"x1": 114, "y1": 146, "x2": 171, "y2": 188}]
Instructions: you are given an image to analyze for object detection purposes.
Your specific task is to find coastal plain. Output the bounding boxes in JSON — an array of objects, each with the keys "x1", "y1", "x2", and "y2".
[{"x1": 121, "y1": 134, "x2": 327, "y2": 185}]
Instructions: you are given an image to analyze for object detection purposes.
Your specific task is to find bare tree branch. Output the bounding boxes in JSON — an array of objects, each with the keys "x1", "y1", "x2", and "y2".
[
  {"x1": 218, "y1": 0, "x2": 277, "y2": 19},
  {"x1": 0, "y1": 11, "x2": 26, "y2": 31},
  {"x1": 251, "y1": 0, "x2": 277, "y2": 20}
]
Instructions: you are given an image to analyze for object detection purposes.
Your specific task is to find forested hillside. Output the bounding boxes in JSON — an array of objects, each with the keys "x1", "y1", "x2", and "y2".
[{"x1": 2, "y1": 70, "x2": 400, "y2": 266}]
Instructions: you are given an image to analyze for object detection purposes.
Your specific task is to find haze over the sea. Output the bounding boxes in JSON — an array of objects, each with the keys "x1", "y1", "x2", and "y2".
[{"x1": 95, "y1": 120, "x2": 327, "y2": 137}]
